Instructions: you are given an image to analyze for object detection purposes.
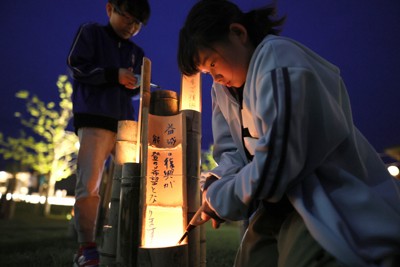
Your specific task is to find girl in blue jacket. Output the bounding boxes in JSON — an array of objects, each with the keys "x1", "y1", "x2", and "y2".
[{"x1": 178, "y1": 1, "x2": 400, "y2": 266}]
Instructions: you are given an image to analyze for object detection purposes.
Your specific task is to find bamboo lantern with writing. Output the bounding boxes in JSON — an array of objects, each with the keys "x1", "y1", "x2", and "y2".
[
  {"x1": 141, "y1": 108, "x2": 187, "y2": 248},
  {"x1": 136, "y1": 58, "x2": 190, "y2": 266},
  {"x1": 180, "y1": 73, "x2": 205, "y2": 267},
  {"x1": 181, "y1": 73, "x2": 201, "y2": 112}
]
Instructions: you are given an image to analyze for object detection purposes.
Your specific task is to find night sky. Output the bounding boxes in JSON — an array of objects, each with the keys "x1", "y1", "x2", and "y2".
[{"x1": 1, "y1": 0, "x2": 399, "y2": 170}]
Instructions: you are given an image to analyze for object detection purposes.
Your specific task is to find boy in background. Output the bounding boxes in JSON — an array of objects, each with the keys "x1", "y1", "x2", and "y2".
[{"x1": 67, "y1": 0, "x2": 150, "y2": 266}]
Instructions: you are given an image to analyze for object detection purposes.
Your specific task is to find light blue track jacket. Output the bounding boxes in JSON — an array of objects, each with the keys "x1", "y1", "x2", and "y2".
[{"x1": 205, "y1": 35, "x2": 400, "y2": 266}]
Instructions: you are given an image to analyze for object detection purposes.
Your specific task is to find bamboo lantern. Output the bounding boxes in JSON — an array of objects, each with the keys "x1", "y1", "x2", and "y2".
[
  {"x1": 180, "y1": 73, "x2": 201, "y2": 112},
  {"x1": 100, "y1": 121, "x2": 139, "y2": 266},
  {"x1": 134, "y1": 59, "x2": 188, "y2": 266},
  {"x1": 138, "y1": 91, "x2": 189, "y2": 266},
  {"x1": 179, "y1": 73, "x2": 205, "y2": 267},
  {"x1": 115, "y1": 120, "x2": 139, "y2": 164},
  {"x1": 141, "y1": 111, "x2": 186, "y2": 248}
]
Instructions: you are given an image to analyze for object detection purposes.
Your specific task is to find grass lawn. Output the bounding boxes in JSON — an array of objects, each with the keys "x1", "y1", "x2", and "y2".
[{"x1": 0, "y1": 202, "x2": 240, "y2": 267}]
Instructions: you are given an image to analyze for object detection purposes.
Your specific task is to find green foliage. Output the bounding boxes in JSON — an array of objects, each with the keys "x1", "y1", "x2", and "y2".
[
  {"x1": 0, "y1": 75, "x2": 78, "y2": 181},
  {"x1": 201, "y1": 144, "x2": 218, "y2": 171}
]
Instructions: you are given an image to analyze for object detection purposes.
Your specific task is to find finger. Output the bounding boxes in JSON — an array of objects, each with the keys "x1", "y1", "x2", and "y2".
[
  {"x1": 124, "y1": 82, "x2": 134, "y2": 89},
  {"x1": 201, "y1": 211, "x2": 211, "y2": 222},
  {"x1": 212, "y1": 219, "x2": 221, "y2": 229}
]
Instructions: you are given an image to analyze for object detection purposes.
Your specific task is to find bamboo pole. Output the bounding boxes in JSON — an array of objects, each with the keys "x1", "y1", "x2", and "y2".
[
  {"x1": 100, "y1": 164, "x2": 122, "y2": 266},
  {"x1": 180, "y1": 73, "x2": 203, "y2": 266},
  {"x1": 138, "y1": 245, "x2": 188, "y2": 267},
  {"x1": 97, "y1": 163, "x2": 114, "y2": 239},
  {"x1": 115, "y1": 57, "x2": 151, "y2": 267},
  {"x1": 182, "y1": 109, "x2": 202, "y2": 267},
  {"x1": 100, "y1": 119, "x2": 138, "y2": 266},
  {"x1": 137, "y1": 57, "x2": 151, "y2": 260},
  {"x1": 118, "y1": 163, "x2": 141, "y2": 267}
]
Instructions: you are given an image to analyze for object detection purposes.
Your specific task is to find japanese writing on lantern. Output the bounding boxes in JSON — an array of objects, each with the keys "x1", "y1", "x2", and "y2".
[
  {"x1": 148, "y1": 150, "x2": 178, "y2": 204},
  {"x1": 146, "y1": 209, "x2": 156, "y2": 243},
  {"x1": 165, "y1": 123, "x2": 175, "y2": 135},
  {"x1": 150, "y1": 123, "x2": 177, "y2": 147},
  {"x1": 152, "y1": 134, "x2": 160, "y2": 145},
  {"x1": 149, "y1": 151, "x2": 160, "y2": 204},
  {"x1": 165, "y1": 123, "x2": 177, "y2": 146},
  {"x1": 163, "y1": 152, "x2": 175, "y2": 189},
  {"x1": 185, "y1": 76, "x2": 199, "y2": 109}
]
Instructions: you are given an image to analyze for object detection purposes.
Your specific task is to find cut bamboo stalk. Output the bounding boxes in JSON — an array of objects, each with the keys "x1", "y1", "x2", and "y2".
[
  {"x1": 138, "y1": 245, "x2": 188, "y2": 267},
  {"x1": 118, "y1": 162, "x2": 141, "y2": 267},
  {"x1": 100, "y1": 164, "x2": 122, "y2": 266},
  {"x1": 180, "y1": 73, "x2": 203, "y2": 267}
]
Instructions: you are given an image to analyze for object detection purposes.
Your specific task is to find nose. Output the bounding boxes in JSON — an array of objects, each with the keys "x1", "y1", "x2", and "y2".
[
  {"x1": 213, "y1": 74, "x2": 224, "y2": 85},
  {"x1": 127, "y1": 23, "x2": 141, "y2": 36},
  {"x1": 209, "y1": 70, "x2": 223, "y2": 84}
]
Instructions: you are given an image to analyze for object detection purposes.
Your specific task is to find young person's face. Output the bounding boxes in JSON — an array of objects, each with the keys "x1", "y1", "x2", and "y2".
[
  {"x1": 107, "y1": 3, "x2": 142, "y2": 39},
  {"x1": 197, "y1": 23, "x2": 254, "y2": 88}
]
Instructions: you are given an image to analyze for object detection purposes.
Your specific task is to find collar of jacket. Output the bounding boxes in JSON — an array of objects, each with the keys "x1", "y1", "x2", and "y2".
[{"x1": 105, "y1": 23, "x2": 130, "y2": 44}]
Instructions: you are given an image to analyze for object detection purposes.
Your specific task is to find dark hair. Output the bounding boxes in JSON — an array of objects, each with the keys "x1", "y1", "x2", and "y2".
[
  {"x1": 108, "y1": 0, "x2": 151, "y2": 24},
  {"x1": 178, "y1": 0, "x2": 286, "y2": 76}
]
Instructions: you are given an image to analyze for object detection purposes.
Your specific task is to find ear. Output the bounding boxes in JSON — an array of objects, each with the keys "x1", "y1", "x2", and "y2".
[
  {"x1": 106, "y1": 2, "x2": 113, "y2": 18},
  {"x1": 229, "y1": 23, "x2": 248, "y2": 44}
]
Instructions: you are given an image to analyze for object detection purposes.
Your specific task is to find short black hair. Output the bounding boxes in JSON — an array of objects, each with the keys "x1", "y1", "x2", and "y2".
[
  {"x1": 108, "y1": 0, "x2": 151, "y2": 24},
  {"x1": 178, "y1": 0, "x2": 285, "y2": 76}
]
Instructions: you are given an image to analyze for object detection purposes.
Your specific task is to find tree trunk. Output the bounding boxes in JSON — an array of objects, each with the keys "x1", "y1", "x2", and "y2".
[
  {"x1": 43, "y1": 173, "x2": 53, "y2": 216},
  {"x1": 0, "y1": 177, "x2": 17, "y2": 219}
]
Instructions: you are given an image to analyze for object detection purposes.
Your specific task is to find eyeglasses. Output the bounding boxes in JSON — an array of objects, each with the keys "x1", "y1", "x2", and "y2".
[{"x1": 113, "y1": 5, "x2": 142, "y2": 36}]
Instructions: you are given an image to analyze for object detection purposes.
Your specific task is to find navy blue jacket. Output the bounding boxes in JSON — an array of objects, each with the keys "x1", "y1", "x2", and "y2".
[{"x1": 67, "y1": 22, "x2": 144, "y2": 133}]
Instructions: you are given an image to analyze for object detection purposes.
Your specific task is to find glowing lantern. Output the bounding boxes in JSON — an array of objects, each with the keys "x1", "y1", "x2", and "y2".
[
  {"x1": 137, "y1": 58, "x2": 187, "y2": 249},
  {"x1": 115, "y1": 120, "x2": 138, "y2": 164},
  {"x1": 141, "y1": 108, "x2": 186, "y2": 248},
  {"x1": 130, "y1": 58, "x2": 202, "y2": 267},
  {"x1": 101, "y1": 120, "x2": 139, "y2": 266},
  {"x1": 180, "y1": 72, "x2": 204, "y2": 266},
  {"x1": 180, "y1": 73, "x2": 201, "y2": 112}
]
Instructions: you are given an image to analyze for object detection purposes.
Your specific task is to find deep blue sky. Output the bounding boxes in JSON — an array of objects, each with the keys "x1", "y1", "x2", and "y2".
[{"x1": 1, "y1": 0, "x2": 399, "y2": 170}]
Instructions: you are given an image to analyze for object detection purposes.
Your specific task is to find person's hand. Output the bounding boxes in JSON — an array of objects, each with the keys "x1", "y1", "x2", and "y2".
[
  {"x1": 201, "y1": 190, "x2": 225, "y2": 229},
  {"x1": 119, "y1": 68, "x2": 138, "y2": 89}
]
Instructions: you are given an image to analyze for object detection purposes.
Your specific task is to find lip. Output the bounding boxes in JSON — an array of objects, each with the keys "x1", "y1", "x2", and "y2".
[
  {"x1": 216, "y1": 79, "x2": 231, "y2": 87},
  {"x1": 121, "y1": 30, "x2": 133, "y2": 37}
]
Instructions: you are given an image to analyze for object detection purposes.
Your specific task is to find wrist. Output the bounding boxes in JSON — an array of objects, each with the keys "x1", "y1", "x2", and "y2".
[
  {"x1": 104, "y1": 68, "x2": 119, "y2": 83},
  {"x1": 203, "y1": 175, "x2": 218, "y2": 191}
]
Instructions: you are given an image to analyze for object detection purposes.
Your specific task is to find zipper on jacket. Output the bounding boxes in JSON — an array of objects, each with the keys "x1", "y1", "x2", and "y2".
[{"x1": 227, "y1": 86, "x2": 253, "y2": 162}]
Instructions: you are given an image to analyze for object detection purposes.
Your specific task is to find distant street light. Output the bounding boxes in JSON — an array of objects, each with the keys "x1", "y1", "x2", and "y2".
[
  {"x1": 384, "y1": 146, "x2": 400, "y2": 178},
  {"x1": 388, "y1": 165, "x2": 399, "y2": 177}
]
